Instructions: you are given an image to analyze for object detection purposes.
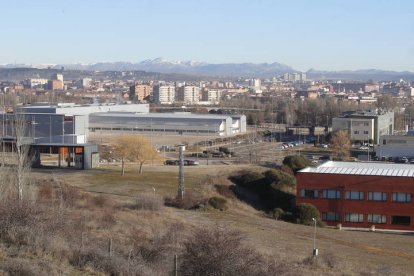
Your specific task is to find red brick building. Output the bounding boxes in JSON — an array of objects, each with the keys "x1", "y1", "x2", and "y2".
[{"x1": 297, "y1": 161, "x2": 414, "y2": 231}]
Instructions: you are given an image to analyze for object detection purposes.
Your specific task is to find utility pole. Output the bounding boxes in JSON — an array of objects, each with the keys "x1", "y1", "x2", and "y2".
[{"x1": 177, "y1": 145, "x2": 185, "y2": 199}]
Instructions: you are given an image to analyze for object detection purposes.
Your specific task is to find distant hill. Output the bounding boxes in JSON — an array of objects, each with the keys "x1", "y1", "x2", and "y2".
[
  {"x1": 306, "y1": 68, "x2": 414, "y2": 81},
  {"x1": 51, "y1": 58, "x2": 296, "y2": 78},
  {"x1": 1, "y1": 58, "x2": 414, "y2": 80}
]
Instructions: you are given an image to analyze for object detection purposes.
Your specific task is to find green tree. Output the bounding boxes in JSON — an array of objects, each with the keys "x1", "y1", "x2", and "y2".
[{"x1": 293, "y1": 203, "x2": 320, "y2": 225}]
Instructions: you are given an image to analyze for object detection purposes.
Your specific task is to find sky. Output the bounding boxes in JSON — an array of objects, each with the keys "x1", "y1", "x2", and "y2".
[{"x1": 1, "y1": 0, "x2": 414, "y2": 71}]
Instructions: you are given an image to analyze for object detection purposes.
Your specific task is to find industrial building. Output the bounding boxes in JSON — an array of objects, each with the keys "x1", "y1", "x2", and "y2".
[
  {"x1": 376, "y1": 131, "x2": 414, "y2": 159},
  {"x1": 332, "y1": 110, "x2": 394, "y2": 144},
  {"x1": 89, "y1": 113, "x2": 246, "y2": 136},
  {"x1": 297, "y1": 161, "x2": 414, "y2": 231},
  {"x1": 1, "y1": 103, "x2": 246, "y2": 170},
  {"x1": 12, "y1": 103, "x2": 245, "y2": 137}
]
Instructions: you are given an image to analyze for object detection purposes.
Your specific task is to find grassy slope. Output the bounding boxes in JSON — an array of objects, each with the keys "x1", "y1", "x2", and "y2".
[{"x1": 30, "y1": 164, "x2": 414, "y2": 275}]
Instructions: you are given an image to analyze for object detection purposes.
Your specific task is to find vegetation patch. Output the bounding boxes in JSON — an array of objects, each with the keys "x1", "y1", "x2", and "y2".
[{"x1": 208, "y1": 196, "x2": 228, "y2": 211}]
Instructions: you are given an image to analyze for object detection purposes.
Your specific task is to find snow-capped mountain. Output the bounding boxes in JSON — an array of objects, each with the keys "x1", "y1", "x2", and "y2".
[{"x1": 47, "y1": 58, "x2": 296, "y2": 77}]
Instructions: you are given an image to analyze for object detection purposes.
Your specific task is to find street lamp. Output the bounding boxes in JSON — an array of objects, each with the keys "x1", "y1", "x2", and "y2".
[{"x1": 312, "y1": 218, "x2": 318, "y2": 256}]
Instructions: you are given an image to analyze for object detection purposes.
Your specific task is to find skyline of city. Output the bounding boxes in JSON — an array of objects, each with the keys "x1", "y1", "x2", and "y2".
[{"x1": 1, "y1": 0, "x2": 414, "y2": 72}]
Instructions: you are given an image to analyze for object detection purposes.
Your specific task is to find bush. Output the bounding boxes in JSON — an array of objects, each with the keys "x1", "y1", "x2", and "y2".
[
  {"x1": 179, "y1": 227, "x2": 279, "y2": 276},
  {"x1": 264, "y1": 169, "x2": 296, "y2": 189},
  {"x1": 272, "y1": 208, "x2": 285, "y2": 220},
  {"x1": 1, "y1": 258, "x2": 48, "y2": 276},
  {"x1": 164, "y1": 192, "x2": 205, "y2": 210},
  {"x1": 293, "y1": 203, "x2": 320, "y2": 225},
  {"x1": 132, "y1": 193, "x2": 164, "y2": 211},
  {"x1": 208, "y1": 197, "x2": 228, "y2": 211},
  {"x1": 215, "y1": 185, "x2": 236, "y2": 199},
  {"x1": 282, "y1": 155, "x2": 313, "y2": 173},
  {"x1": 229, "y1": 170, "x2": 264, "y2": 188}
]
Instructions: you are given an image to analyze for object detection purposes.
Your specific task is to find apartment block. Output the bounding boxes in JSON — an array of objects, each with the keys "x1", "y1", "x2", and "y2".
[
  {"x1": 153, "y1": 85, "x2": 175, "y2": 104},
  {"x1": 176, "y1": 86, "x2": 200, "y2": 104},
  {"x1": 129, "y1": 84, "x2": 152, "y2": 102}
]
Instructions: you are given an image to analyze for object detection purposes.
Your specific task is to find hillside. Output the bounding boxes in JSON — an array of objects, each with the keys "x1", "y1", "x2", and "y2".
[{"x1": 0, "y1": 164, "x2": 413, "y2": 275}]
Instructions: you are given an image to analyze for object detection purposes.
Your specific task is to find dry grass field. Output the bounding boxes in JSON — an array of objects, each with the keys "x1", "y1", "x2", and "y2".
[{"x1": 1, "y1": 163, "x2": 413, "y2": 275}]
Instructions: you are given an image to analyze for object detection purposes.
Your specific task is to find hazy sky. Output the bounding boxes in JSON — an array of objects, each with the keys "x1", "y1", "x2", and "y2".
[{"x1": 1, "y1": 0, "x2": 414, "y2": 71}]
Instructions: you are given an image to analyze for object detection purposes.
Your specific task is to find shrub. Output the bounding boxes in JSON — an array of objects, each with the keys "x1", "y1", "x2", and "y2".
[
  {"x1": 264, "y1": 169, "x2": 296, "y2": 188},
  {"x1": 229, "y1": 170, "x2": 264, "y2": 187},
  {"x1": 293, "y1": 203, "x2": 320, "y2": 225},
  {"x1": 92, "y1": 194, "x2": 113, "y2": 208},
  {"x1": 132, "y1": 193, "x2": 164, "y2": 211},
  {"x1": 1, "y1": 258, "x2": 46, "y2": 276},
  {"x1": 208, "y1": 197, "x2": 228, "y2": 211},
  {"x1": 272, "y1": 208, "x2": 285, "y2": 220},
  {"x1": 37, "y1": 184, "x2": 53, "y2": 201},
  {"x1": 179, "y1": 226, "x2": 278, "y2": 276},
  {"x1": 215, "y1": 184, "x2": 236, "y2": 199},
  {"x1": 54, "y1": 184, "x2": 81, "y2": 207},
  {"x1": 165, "y1": 192, "x2": 205, "y2": 210},
  {"x1": 282, "y1": 155, "x2": 313, "y2": 173}
]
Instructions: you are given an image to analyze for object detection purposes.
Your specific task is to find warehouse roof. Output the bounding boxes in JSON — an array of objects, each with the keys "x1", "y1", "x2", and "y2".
[{"x1": 299, "y1": 161, "x2": 414, "y2": 177}]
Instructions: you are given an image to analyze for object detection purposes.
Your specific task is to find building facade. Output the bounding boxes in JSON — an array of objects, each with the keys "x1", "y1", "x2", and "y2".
[
  {"x1": 153, "y1": 85, "x2": 175, "y2": 104},
  {"x1": 129, "y1": 84, "x2": 152, "y2": 102},
  {"x1": 201, "y1": 89, "x2": 221, "y2": 103},
  {"x1": 376, "y1": 133, "x2": 414, "y2": 159},
  {"x1": 297, "y1": 161, "x2": 414, "y2": 231},
  {"x1": 89, "y1": 113, "x2": 245, "y2": 136},
  {"x1": 176, "y1": 86, "x2": 200, "y2": 104},
  {"x1": 332, "y1": 110, "x2": 394, "y2": 144}
]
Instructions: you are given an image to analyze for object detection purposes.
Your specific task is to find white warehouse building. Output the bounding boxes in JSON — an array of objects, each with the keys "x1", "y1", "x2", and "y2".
[
  {"x1": 89, "y1": 113, "x2": 246, "y2": 136},
  {"x1": 8, "y1": 103, "x2": 245, "y2": 138}
]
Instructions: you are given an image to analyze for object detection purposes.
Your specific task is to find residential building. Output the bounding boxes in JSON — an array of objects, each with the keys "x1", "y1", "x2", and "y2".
[
  {"x1": 201, "y1": 89, "x2": 221, "y2": 104},
  {"x1": 297, "y1": 161, "x2": 414, "y2": 231},
  {"x1": 52, "y1": 73, "x2": 64, "y2": 82},
  {"x1": 80, "y1": 78, "x2": 92, "y2": 89},
  {"x1": 176, "y1": 86, "x2": 200, "y2": 104},
  {"x1": 129, "y1": 84, "x2": 152, "y2": 102},
  {"x1": 153, "y1": 85, "x2": 175, "y2": 104},
  {"x1": 48, "y1": 80, "x2": 64, "y2": 90},
  {"x1": 332, "y1": 110, "x2": 394, "y2": 144},
  {"x1": 24, "y1": 78, "x2": 48, "y2": 89}
]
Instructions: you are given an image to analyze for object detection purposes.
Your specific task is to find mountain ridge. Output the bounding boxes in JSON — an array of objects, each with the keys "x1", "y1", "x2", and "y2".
[{"x1": 1, "y1": 58, "x2": 414, "y2": 80}]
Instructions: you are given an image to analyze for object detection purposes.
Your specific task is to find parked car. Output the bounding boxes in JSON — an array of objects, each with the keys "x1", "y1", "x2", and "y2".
[
  {"x1": 165, "y1": 160, "x2": 179, "y2": 165},
  {"x1": 359, "y1": 146, "x2": 369, "y2": 150}
]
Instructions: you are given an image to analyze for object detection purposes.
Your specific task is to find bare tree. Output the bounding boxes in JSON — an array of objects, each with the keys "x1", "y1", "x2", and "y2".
[
  {"x1": 111, "y1": 135, "x2": 160, "y2": 175},
  {"x1": 12, "y1": 113, "x2": 32, "y2": 202},
  {"x1": 330, "y1": 130, "x2": 351, "y2": 161}
]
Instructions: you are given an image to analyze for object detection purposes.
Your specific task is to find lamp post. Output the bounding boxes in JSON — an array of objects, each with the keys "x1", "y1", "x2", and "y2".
[{"x1": 312, "y1": 217, "x2": 318, "y2": 256}]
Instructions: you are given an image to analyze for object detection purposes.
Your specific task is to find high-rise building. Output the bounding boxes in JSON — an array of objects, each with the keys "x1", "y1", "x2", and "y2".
[
  {"x1": 153, "y1": 85, "x2": 175, "y2": 104},
  {"x1": 129, "y1": 84, "x2": 152, "y2": 102},
  {"x1": 48, "y1": 80, "x2": 64, "y2": 90},
  {"x1": 176, "y1": 86, "x2": 200, "y2": 104},
  {"x1": 80, "y1": 78, "x2": 92, "y2": 89},
  {"x1": 201, "y1": 89, "x2": 221, "y2": 103},
  {"x1": 52, "y1": 73, "x2": 64, "y2": 82}
]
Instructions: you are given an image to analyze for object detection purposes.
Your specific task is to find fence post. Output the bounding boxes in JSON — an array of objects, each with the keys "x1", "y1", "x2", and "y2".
[
  {"x1": 174, "y1": 254, "x2": 178, "y2": 276},
  {"x1": 108, "y1": 238, "x2": 113, "y2": 258}
]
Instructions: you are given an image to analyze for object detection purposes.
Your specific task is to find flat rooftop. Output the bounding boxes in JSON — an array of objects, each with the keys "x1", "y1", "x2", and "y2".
[{"x1": 299, "y1": 161, "x2": 414, "y2": 177}]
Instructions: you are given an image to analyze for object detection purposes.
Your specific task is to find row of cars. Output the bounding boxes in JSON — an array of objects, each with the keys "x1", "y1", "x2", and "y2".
[{"x1": 164, "y1": 159, "x2": 200, "y2": 166}]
